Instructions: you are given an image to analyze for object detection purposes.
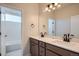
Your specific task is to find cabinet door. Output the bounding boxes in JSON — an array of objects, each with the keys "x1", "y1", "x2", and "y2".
[
  {"x1": 46, "y1": 49, "x2": 58, "y2": 56},
  {"x1": 39, "y1": 41, "x2": 45, "y2": 48},
  {"x1": 39, "y1": 47, "x2": 45, "y2": 56},
  {"x1": 30, "y1": 43, "x2": 38, "y2": 56},
  {"x1": 30, "y1": 38, "x2": 38, "y2": 44},
  {"x1": 46, "y1": 43, "x2": 79, "y2": 56}
]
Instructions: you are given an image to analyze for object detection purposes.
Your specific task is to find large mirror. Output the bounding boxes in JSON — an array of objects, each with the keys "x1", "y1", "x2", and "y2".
[{"x1": 39, "y1": 3, "x2": 79, "y2": 39}]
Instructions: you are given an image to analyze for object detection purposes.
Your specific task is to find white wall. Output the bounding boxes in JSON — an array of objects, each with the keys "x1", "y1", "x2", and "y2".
[{"x1": 0, "y1": 3, "x2": 39, "y2": 55}]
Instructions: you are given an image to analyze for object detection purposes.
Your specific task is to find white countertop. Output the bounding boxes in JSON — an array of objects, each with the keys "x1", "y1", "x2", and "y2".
[{"x1": 30, "y1": 35, "x2": 79, "y2": 53}]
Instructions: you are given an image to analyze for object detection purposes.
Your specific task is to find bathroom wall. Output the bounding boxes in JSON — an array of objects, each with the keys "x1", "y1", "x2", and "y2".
[
  {"x1": 1, "y1": 3, "x2": 79, "y2": 55},
  {"x1": 0, "y1": 3, "x2": 39, "y2": 55}
]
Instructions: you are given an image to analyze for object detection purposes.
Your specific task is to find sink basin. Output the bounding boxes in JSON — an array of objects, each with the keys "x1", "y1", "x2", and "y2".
[
  {"x1": 40, "y1": 37, "x2": 63, "y2": 43},
  {"x1": 40, "y1": 36, "x2": 79, "y2": 45}
]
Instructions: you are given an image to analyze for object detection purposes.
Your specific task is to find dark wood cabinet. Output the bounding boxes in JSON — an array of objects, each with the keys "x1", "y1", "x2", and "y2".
[
  {"x1": 30, "y1": 38, "x2": 39, "y2": 56},
  {"x1": 39, "y1": 41, "x2": 45, "y2": 48},
  {"x1": 30, "y1": 38, "x2": 79, "y2": 56},
  {"x1": 46, "y1": 43, "x2": 79, "y2": 56},
  {"x1": 30, "y1": 43, "x2": 38, "y2": 56},
  {"x1": 46, "y1": 49, "x2": 58, "y2": 56},
  {"x1": 30, "y1": 38, "x2": 38, "y2": 44},
  {"x1": 39, "y1": 41, "x2": 46, "y2": 56},
  {"x1": 39, "y1": 47, "x2": 45, "y2": 56}
]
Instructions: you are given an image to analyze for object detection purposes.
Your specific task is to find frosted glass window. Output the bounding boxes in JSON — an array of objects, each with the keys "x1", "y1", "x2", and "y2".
[{"x1": 5, "y1": 14, "x2": 21, "y2": 23}]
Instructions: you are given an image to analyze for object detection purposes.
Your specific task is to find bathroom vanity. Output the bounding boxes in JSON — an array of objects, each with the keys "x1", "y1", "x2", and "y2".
[
  {"x1": 30, "y1": 36, "x2": 79, "y2": 56},
  {"x1": 28, "y1": 4, "x2": 79, "y2": 56}
]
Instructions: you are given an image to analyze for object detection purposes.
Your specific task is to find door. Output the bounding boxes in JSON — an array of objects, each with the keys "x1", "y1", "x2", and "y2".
[
  {"x1": 39, "y1": 47, "x2": 45, "y2": 56},
  {"x1": 1, "y1": 7, "x2": 22, "y2": 56}
]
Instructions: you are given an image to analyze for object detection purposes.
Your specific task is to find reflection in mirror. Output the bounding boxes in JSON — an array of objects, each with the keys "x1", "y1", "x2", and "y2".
[
  {"x1": 48, "y1": 18, "x2": 55, "y2": 36},
  {"x1": 71, "y1": 15, "x2": 79, "y2": 39},
  {"x1": 39, "y1": 3, "x2": 79, "y2": 39}
]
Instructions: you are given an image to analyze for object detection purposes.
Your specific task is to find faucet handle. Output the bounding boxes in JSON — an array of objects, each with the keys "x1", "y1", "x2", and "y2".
[
  {"x1": 71, "y1": 34, "x2": 74, "y2": 36},
  {"x1": 69, "y1": 34, "x2": 74, "y2": 39},
  {"x1": 63, "y1": 34, "x2": 67, "y2": 41},
  {"x1": 70, "y1": 34, "x2": 74, "y2": 38},
  {"x1": 44, "y1": 32, "x2": 47, "y2": 35}
]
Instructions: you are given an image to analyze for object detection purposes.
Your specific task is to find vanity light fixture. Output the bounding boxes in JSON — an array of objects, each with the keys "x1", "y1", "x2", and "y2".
[{"x1": 44, "y1": 3, "x2": 61, "y2": 12}]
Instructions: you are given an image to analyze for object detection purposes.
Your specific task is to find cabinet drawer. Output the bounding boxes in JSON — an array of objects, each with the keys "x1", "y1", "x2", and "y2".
[
  {"x1": 30, "y1": 38, "x2": 38, "y2": 44},
  {"x1": 39, "y1": 41, "x2": 45, "y2": 47},
  {"x1": 39, "y1": 47, "x2": 45, "y2": 56},
  {"x1": 46, "y1": 43, "x2": 79, "y2": 56},
  {"x1": 46, "y1": 49, "x2": 58, "y2": 56}
]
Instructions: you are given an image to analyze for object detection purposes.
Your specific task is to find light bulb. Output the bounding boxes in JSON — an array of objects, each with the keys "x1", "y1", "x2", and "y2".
[
  {"x1": 57, "y1": 4, "x2": 61, "y2": 8},
  {"x1": 48, "y1": 9, "x2": 51, "y2": 12},
  {"x1": 55, "y1": 3, "x2": 58, "y2": 6},
  {"x1": 45, "y1": 7, "x2": 48, "y2": 11},
  {"x1": 52, "y1": 7, "x2": 55, "y2": 10},
  {"x1": 49, "y1": 4, "x2": 53, "y2": 8}
]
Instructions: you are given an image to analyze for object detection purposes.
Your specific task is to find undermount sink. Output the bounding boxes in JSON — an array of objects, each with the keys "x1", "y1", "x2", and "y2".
[
  {"x1": 40, "y1": 37, "x2": 63, "y2": 42},
  {"x1": 40, "y1": 36, "x2": 79, "y2": 45}
]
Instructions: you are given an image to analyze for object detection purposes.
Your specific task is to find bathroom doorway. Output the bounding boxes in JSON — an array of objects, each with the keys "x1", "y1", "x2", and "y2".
[{"x1": 1, "y1": 7, "x2": 23, "y2": 56}]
